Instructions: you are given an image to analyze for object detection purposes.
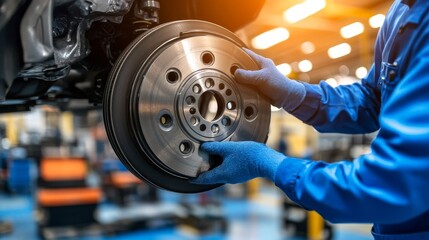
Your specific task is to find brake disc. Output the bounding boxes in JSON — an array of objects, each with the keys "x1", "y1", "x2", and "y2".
[{"x1": 103, "y1": 20, "x2": 270, "y2": 193}]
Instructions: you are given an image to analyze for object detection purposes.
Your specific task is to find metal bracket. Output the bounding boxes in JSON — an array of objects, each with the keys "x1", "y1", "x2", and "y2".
[{"x1": 20, "y1": 0, "x2": 54, "y2": 64}]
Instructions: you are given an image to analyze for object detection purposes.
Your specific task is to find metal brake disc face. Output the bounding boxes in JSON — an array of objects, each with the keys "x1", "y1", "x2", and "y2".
[{"x1": 104, "y1": 20, "x2": 270, "y2": 193}]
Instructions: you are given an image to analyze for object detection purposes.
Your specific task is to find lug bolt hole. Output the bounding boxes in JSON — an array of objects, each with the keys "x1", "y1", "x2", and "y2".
[
  {"x1": 211, "y1": 124, "x2": 220, "y2": 134},
  {"x1": 189, "y1": 108, "x2": 196, "y2": 114},
  {"x1": 219, "y1": 83, "x2": 225, "y2": 90},
  {"x1": 193, "y1": 84, "x2": 202, "y2": 94},
  {"x1": 244, "y1": 105, "x2": 257, "y2": 120},
  {"x1": 179, "y1": 141, "x2": 193, "y2": 155},
  {"x1": 230, "y1": 64, "x2": 240, "y2": 76},
  {"x1": 186, "y1": 96, "x2": 196, "y2": 105},
  {"x1": 222, "y1": 117, "x2": 231, "y2": 126},
  {"x1": 160, "y1": 114, "x2": 173, "y2": 129},
  {"x1": 225, "y1": 89, "x2": 232, "y2": 96},
  {"x1": 201, "y1": 51, "x2": 215, "y2": 65},
  {"x1": 205, "y1": 78, "x2": 215, "y2": 88},
  {"x1": 190, "y1": 117, "x2": 199, "y2": 126},
  {"x1": 166, "y1": 69, "x2": 181, "y2": 83},
  {"x1": 226, "y1": 101, "x2": 236, "y2": 110},
  {"x1": 200, "y1": 124, "x2": 207, "y2": 132}
]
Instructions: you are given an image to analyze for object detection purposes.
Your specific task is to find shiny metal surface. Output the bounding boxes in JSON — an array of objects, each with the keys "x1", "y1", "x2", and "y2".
[
  {"x1": 142, "y1": 0, "x2": 160, "y2": 9},
  {"x1": 137, "y1": 35, "x2": 270, "y2": 177},
  {"x1": 53, "y1": 0, "x2": 134, "y2": 66},
  {"x1": 20, "y1": 0, "x2": 54, "y2": 63},
  {"x1": 104, "y1": 20, "x2": 270, "y2": 192}
]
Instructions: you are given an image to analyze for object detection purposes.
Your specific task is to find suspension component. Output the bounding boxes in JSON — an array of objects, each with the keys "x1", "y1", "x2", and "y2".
[{"x1": 134, "y1": 1, "x2": 160, "y2": 24}]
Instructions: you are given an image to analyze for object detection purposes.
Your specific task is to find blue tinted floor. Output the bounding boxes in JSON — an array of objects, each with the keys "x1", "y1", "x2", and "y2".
[{"x1": 0, "y1": 189, "x2": 372, "y2": 240}]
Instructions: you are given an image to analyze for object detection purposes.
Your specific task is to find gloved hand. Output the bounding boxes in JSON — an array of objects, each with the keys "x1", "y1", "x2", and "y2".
[
  {"x1": 191, "y1": 141, "x2": 286, "y2": 184},
  {"x1": 235, "y1": 49, "x2": 306, "y2": 112}
]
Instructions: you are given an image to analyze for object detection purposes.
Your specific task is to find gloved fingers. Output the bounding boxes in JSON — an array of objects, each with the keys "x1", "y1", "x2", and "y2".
[
  {"x1": 234, "y1": 68, "x2": 264, "y2": 87},
  {"x1": 189, "y1": 167, "x2": 226, "y2": 185},
  {"x1": 243, "y1": 48, "x2": 273, "y2": 69},
  {"x1": 201, "y1": 141, "x2": 235, "y2": 155}
]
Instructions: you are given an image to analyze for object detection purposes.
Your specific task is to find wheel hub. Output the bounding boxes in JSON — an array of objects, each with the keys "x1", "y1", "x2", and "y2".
[
  {"x1": 104, "y1": 20, "x2": 270, "y2": 193},
  {"x1": 179, "y1": 71, "x2": 240, "y2": 141}
]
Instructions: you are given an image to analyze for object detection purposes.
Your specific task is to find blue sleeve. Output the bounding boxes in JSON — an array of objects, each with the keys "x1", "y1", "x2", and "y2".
[
  {"x1": 275, "y1": 24, "x2": 429, "y2": 224},
  {"x1": 291, "y1": 71, "x2": 381, "y2": 134},
  {"x1": 289, "y1": 4, "x2": 390, "y2": 135}
]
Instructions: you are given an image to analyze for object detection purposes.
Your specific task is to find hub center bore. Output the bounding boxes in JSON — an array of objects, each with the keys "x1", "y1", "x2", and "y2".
[
  {"x1": 198, "y1": 90, "x2": 225, "y2": 122},
  {"x1": 179, "y1": 71, "x2": 240, "y2": 141}
]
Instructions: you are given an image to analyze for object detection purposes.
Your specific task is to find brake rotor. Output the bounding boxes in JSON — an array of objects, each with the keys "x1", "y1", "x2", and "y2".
[{"x1": 103, "y1": 20, "x2": 270, "y2": 193}]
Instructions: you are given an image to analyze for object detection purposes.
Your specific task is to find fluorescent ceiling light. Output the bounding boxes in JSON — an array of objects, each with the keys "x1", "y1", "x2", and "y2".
[
  {"x1": 276, "y1": 63, "x2": 292, "y2": 76},
  {"x1": 355, "y1": 67, "x2": 368, "y2": 79},
  {"x1": 328, "y1": 43, "x2": 351, "y2": 59},
  {"x1": 341, "y1": 22, "x2": 364, "y2": 39},
  {"x1": 283, "y1": 0, "x2": 326, "y2": 24},
  {"x1": 251, "y1": 28, "x2": 290, "y2": 50},
  {"x1": 301, "y1": 41, "x2": 315, "y2": 54},
  {"x1": 298, "y1": 60, "x2": 313, "y2": 72},
  {"x1": 369, "y1": 14, "x2": 385, "y2": 28}
]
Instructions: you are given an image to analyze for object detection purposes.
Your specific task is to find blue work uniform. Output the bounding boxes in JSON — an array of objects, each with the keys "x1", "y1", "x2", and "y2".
[{"x1": 275, "y1": 0, "x2": 429, "y2": 239}]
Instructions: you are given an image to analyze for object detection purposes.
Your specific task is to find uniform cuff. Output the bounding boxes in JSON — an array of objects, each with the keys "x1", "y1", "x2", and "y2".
[
  {"x1": 289, "y1": 83, "x2": 322, "y2": 122},
  {"x1": 275, "y1": 157, "x2": 312, "y2": 206}
]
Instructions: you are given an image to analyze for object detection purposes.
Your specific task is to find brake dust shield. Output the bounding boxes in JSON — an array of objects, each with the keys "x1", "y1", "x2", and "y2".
[{"x1": 103, "y1": 20, "x2": 270, "y2": 193}]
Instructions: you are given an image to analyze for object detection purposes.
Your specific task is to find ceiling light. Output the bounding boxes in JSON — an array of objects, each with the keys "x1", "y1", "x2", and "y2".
[
  {"x1": 301, "y1": 41, "x2": 315, "y2": 54},
  {"x1": 355, "y1": 67, "x2": 368, "y2": 79},
  {"x1": 369, "y1": 14, "x2": 385, "y2": 28},
  {"x1": 340, "y1": 22, "x2": 364, "y2": 39},
  {"x1": 276, "y1": 63, "x2": 292, "y2": 76},
  {"x1": 328, "y1": 43, "x2": 351, "y2": 59},
  {"x1": 251, "y1": 28, "x2": 290, "y2": 50},
  {"x1": 283, "y1": 0, "x2": 326, "y2": 24},
  {"x1": 298, "y1": 60, "x2": 313, "y2": 72}
]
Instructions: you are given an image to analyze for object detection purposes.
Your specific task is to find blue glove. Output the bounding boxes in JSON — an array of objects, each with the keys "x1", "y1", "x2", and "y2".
[
  {"x1": 236, "y1": 49, "x2": 306, "y2": 112},
  {"x1": 191, "y1": 141, "x2": 286, "y2": 184}
]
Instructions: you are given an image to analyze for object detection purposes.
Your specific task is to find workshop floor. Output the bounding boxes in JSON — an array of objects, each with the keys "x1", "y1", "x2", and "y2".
[{"x1": 0, "y1": 187, "x2": 373, "y2": 240}]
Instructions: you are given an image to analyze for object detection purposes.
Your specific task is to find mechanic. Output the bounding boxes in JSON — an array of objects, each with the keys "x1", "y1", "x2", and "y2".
[{"x1": 192, "y1": 0, "x2": 429, "y2": 239}]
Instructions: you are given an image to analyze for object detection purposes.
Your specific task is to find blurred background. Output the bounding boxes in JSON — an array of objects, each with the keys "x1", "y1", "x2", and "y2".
[{"x1": 0, "y1": 0, "x2": 390, "y2": 239}]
